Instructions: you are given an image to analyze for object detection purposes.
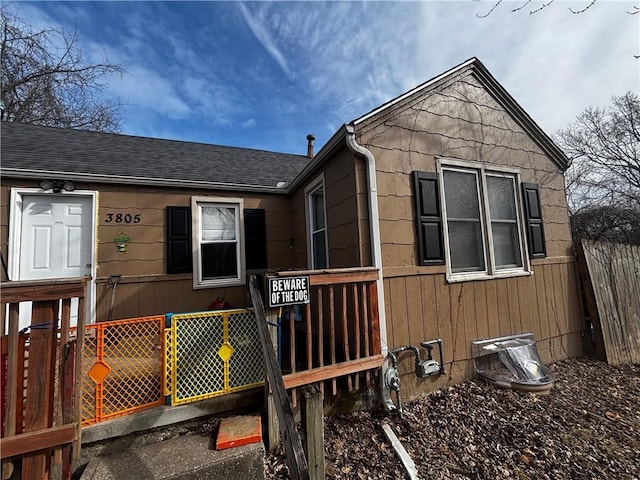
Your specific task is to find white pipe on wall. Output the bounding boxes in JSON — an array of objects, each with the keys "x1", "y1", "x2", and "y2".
[{"x1": 345, "y1": 124, "x2": 388, "y2": 357}]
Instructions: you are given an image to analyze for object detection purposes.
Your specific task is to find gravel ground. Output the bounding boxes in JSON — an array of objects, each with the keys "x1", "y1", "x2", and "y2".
[{"x1": 264, "y1": 357, "x2": 640, "y2": 480}]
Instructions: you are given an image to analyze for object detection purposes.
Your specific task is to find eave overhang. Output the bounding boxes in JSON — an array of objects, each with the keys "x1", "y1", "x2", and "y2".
[{"x1": 0, "y1": 168, "x2": 290, "y2": 194}]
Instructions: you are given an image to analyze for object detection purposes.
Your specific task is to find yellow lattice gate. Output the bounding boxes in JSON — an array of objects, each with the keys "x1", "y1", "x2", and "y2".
[{"x1": 164, "y1": 309, "x2": 264, "y2": 406}]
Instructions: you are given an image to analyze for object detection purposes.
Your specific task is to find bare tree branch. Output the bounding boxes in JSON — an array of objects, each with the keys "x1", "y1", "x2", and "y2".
[
  {"x1": 476, "y1": 0, "x2": 503, "y2": 19},
  {"x1": 1, "y1": 8, "x2": 126, "y2": 132},
  {"x1": 529, "y1": 0, "x2": 555, "y2": 15},
  {"x1": 569, "y1": 0, "x2": 597, "y2": 14},
  {"x1": 556, "y1": 92, "x2": 640, "y2": 245},
  {"x1": 478, "y1": 0, "x2": 639, "y2": 17}
]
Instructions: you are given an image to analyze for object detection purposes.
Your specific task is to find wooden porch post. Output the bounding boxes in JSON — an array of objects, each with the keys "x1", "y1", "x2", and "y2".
[
  {"x1": 265, "y1": 307, "x2": 280, "y2": 452},
  {"x1": 21, "y1": 300, "x2": 58, "y2": 479},
  {"x1": 301, "y1": 384, "x2": 325, "y2": 480}
]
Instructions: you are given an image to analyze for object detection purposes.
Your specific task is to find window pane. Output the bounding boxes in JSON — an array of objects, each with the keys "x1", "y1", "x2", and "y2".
[
  {"x1": 202, "y1": 206, "x2": 236, "y2": 241},
  {"x1": 492, "y1": 223, "x2": 522, "y2": 268},
  {"x1": 487, "y1": 175, "x2": 523, "y2": 269},
  {"x1": 311, "y1": 190, "x2": 325, "y2": 230},
  {"x1": 443, "y1": 170, "x2": 480, "y2": 220},
  {"x1": 444, "y1": 169, "x2": 485, "y2": 272},
  {"x1": 448, "y1": 221, "x2": 485, "y2": 272},
  {"x1": 312, "y1": 230, "x2": 327, "y2": 269},
  {"x1": 487, "y1": 176, "x2": 516, "y2": 220},
  {"x1": 201, "y1": 242, "x2": 237, "y2": 279}
]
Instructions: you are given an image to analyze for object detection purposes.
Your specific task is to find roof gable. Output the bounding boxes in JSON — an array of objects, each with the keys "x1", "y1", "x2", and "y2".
[{"x1": 352, "y1": 57, "x2": 569, "y2": 170}]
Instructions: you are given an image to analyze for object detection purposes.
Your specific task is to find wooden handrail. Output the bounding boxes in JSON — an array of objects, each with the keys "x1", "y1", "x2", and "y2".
[
  {"x1": 271, "y1": 267, "x2": 378, "y2": 286},
  {"x1": 271, "y1": 267, "x2": 382, "y2": 401},
  {"x1": 1, "y1": 277, "x2": 89, "y2": 304},
  {"x1": 283, "y1": 355, "x2": 383, "y2": 389},
  {"x1": 0, "y1": 424, "x2": 77, "y2": 459},
  {"x1": 249, "y1": 275, "x2": 309, "y2": 480}
]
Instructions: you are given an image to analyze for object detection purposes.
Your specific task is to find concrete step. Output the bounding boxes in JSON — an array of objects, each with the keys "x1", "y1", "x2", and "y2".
[{"x1": 80, "y1": 433, "x2": 265, "y2": 480}]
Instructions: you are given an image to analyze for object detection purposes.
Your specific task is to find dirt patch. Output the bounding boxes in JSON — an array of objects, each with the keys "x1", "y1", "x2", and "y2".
[{"x1": 265, "y1": 357, "x2": 640, "y2": 479}]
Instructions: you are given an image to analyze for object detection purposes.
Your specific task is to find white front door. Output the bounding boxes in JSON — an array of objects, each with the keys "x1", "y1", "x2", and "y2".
[
  {"x1": 10, "y1": 192, "x2": 95, "y2": 331},
  {"x1": 19, "y1": 195, "x2": 92, "y2": 280}
]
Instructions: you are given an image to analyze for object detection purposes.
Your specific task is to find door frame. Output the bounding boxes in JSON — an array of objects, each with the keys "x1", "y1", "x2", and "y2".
[{"x1": 8, "y1": 187, "x2": 98, "y2": 324}]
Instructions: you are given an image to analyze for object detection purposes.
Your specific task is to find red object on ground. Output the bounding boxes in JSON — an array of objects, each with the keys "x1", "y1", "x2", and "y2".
[{"x1": 215, "y1": 414, "x2": 263, "y2": 450}]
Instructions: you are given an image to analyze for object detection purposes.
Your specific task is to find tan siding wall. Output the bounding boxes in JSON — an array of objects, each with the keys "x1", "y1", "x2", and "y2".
[
  {"x1": 292, "y1": 148, "x2": 366, "y2": 269},
  {"x1": 354, "y1": 156, "x2": 372, "y2": 267},
  {"x1": 0, "y1": 183, "x2": 15, "y2": 281},
  {"x1": 384, "y1": 261, "x2": 583, "y2": 400},
  {"x1": 324, "y1": 148, "x2": 362, "y2": 268},
  {"x1": 355, "y1": 73, "x2": 581, "y2": 400},
  {"x1": 1, "y1": 180, "x2": 301, "y2": 320},
  {"x1": 95, "y1": 186, "x2": 297, "y2": 318},
  {"x1": 358, "y1": 73, "x2": 574, "y2": 267},
  {"x1": 289, "y1": 188, "x2": 309, "y2": 269}
]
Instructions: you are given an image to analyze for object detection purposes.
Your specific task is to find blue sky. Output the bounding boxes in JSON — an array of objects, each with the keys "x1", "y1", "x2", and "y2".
[{"x1": 7, "y1": 1, "x2": 640, "y2": 155}]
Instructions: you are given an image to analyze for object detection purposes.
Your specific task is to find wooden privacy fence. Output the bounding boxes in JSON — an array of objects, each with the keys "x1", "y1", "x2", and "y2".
[
  {"x1": 577, "y1": 240, "x2": 640, "y2": 364},
  {"x1": 0, "y1": 278, "x2": 87, "y2": 480}
]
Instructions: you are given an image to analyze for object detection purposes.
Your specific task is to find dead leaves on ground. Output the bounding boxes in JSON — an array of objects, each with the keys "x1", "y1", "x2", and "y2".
[{"x1": 264, "y1": 358, "x2": 640, "y2": 479}]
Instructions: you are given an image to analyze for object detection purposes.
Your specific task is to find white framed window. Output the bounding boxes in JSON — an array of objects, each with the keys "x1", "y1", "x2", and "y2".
[
  {"x1": 439, "y1": 160, "x2": 529, "y2": 282},
  {"x1": 305, "y1": 175, "x2": 328, "y2": 269},
  {"x1": 192, "y1": 196, "x2": 245, "y2": 288}
]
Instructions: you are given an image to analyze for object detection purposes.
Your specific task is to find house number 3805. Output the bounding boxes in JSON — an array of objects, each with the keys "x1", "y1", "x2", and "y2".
[{"x1": 105, "y1": 213, "x2": 141, "y2": 223}]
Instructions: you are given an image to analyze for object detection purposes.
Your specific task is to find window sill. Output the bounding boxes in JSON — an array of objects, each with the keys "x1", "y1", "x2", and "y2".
[
  {"x1": 446, "y1": 269, "x2": 532, "y2": 283},
  {"x1": 193, "y1": 276, "x2": 246, "y2": 289}
]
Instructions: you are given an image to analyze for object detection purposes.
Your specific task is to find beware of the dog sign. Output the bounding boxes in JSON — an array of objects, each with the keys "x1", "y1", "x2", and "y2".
[{"x1": 268, "y1": 276, "x2": 310, "y2": 307}]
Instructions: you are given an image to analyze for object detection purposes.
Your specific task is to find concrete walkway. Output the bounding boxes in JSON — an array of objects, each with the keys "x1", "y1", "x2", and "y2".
[{"x1": 80, "y1": 433, "x2": 265, "y2": 480}]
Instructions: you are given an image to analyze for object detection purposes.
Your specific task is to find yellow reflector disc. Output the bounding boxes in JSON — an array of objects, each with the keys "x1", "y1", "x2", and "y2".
[{"x1": 217, "y1": 342, "x2": 235, "y2": 362}]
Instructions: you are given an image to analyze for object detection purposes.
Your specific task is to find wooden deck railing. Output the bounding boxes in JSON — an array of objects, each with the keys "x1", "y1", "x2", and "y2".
[
  {"x1": 0, "y1": 278, "x2": 88, "y2": 480},
  {"x1": 270, "y1": 267, "x2": 383, "y2": 398}
]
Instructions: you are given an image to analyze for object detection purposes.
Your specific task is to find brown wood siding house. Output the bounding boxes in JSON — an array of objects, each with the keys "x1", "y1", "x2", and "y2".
[
  {"x1": 285, "y1": 57, "x2": 583, "y2": 400},
  {"x1": 0, "y1": 57, "x2": 583, "y2": 402},
  {"x1": 0, "y1": 125, "x2": 312, "y2": 325},
  {"x1": 346, "y1": 59, "x2": 584, "y2": 399}
]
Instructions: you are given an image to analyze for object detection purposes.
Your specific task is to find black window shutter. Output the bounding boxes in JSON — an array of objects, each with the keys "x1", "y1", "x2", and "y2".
[
  {"x1": 166, "y1": 206, "x2": 193, "y2": 274},
  {"x1": 412, "y1": 171, "x2": 445, "y2": 265},
  {"x1": 244, "y1": 208, "x2": 267, "y2": 270},
  {"x1": 521, "y1": 183, "x2": 546, "y2": 259}
]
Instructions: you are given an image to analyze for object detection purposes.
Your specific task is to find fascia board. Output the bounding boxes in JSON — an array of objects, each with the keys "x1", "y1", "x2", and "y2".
[
  {"x1": 285, "y1": 125, "x2": 348, "y2": 193},
  {"x1": 353, "y1": 57, "x2": 478, "y2": 126},
  {"x1": 0, "y1": 168, "x2": 289, "y2": 194}
]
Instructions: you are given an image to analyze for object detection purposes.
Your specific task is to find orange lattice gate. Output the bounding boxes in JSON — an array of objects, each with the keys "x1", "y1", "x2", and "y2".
[{"x1": 80, "y1": 316, "x2": 165, "y2": 425}]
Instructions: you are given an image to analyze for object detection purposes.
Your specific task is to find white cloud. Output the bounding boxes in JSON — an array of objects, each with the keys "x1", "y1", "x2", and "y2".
[
  {"x1": 261, "y1": 0, "x2": 639, "y2": 135},
  {"x1": 182, "y1": 76, "x2": 242, "y2": 126},
  {"x1": 111, "y1": 65, "x2": 191, "y2": 120},
  {"x1": 478, "y1": 1, "x2": 640, "y2": 132},
  {"x1": 8, "y1": 0, "x2": 638, "y2": 153},
  {"x1": 237, "y1": 2, "x2": 292, "y2": 79}
]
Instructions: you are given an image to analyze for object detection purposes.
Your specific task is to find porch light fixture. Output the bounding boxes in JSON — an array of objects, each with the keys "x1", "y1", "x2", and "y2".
[{"x1": 39, "y1": 179, "x2": 75, "y2": 193}]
